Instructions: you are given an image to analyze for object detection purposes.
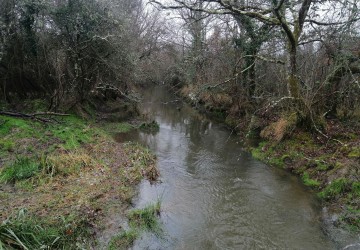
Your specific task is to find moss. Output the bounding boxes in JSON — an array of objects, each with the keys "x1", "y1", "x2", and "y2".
[
  {"x1": 251, "y1": 141, "x2": 268, "y2": 161},
  {"x1": 318, "y1": 178, "x2": 349, "y2": 200},
  {"x1": 302, "y1": 172, "x2": 320, "y2": 187},
  {"x1": 268, "y1": 157, "x2": 285, "y2": 168}
]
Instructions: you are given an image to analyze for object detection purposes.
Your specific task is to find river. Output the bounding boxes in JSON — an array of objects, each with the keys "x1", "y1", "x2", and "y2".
[{"x1": 117, "y1": 86, "x2": 358, "y2": 249}]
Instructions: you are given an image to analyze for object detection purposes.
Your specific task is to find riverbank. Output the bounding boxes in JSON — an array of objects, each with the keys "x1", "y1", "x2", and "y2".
[
  {"x1": 178, "y1": 84, "x2": 360, "y2": 231},
  {"x1": 0, "y1": 110, "x2": 159, "y2": 248}
]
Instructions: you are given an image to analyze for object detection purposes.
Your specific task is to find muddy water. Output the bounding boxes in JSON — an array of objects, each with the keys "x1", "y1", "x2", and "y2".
[{"x1": 118, "y1": 86, "x2": 356, "y2": 249}]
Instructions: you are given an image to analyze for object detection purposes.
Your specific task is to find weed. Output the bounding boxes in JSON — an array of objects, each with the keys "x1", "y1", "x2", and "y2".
[
  {"x1": 108, "y1": 229, "x2": 138, "y2": 250},
  {"x1": 318, "y1": 178, "x2": 349, "y2": 200},
  {"x1": 302, "y1": 172, "x2": 320, "y2": 187},
  {"x1": 127, "y1": 201, "x2": 161, "y2": 234},
  {"x1": 0, "y1": 157, "x2": 40, "y2": 183}
]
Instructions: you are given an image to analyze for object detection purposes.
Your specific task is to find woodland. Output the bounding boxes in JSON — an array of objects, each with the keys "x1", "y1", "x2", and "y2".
[{"x1": 0, "y1": 0, "x2": 360, "y2": 248}]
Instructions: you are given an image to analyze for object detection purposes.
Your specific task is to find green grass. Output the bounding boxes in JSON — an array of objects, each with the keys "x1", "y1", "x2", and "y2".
[
  {"x1": 351, "y1": 182, "x2": 360, "y2": 197},
  {"x1": 0, "y1": 157, "x2": 40, "y2": 183},
  {"x1": 302, "y1": 172, "x2": 320, "y2": 187},
  {"x1": 0, "y1": 209, "x2": 87, "y2": 250},
  {"x1": 318, "y1": 178, "x2": 348, "y2": 200},
  {"x1": 127, "y1": 201, "x2": 161, "y2": 233},
  {"x1": 0, "y1": 116, "x2": 33, "y2": 137},
  {"x1": 0, "y1": 139, "x2": 14, "y2": 152},
  {"x1": 348, "y1": 147, "x2": 360, "y2": 158},
  {"x1": 107, "y1": 201, "x2": 162, "y2": 249},
  {"x1": 107, "y1": 229, "x2": 138, "y2": 250},
  {"x1": 102, "y1": 122, "x2": 134, "y2": 134},
  {"x1": 50, "y1": 116, "x2": 98, "y2": 150}
]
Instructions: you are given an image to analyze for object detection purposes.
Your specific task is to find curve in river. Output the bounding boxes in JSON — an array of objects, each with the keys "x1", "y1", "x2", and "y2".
[{"x1": 117, "y1": 86, "x2": 356, "y2": 250}]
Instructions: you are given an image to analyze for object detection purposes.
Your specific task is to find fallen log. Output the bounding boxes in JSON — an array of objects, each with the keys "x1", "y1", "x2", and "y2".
[{"x1": 0, "y1": 111, "x2": 69, "y2": 123}]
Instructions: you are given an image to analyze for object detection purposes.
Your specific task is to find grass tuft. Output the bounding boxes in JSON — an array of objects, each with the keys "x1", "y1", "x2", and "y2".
[
  {"x1": 107, "y1": 201, "x2": 162, "y2": 249},
  {"x1": 107, "y1": 229, "x2": 138, "y2": 250},
  {"x1": 0, "y1": 157, "x2": 40, "y2": 183},
  {"x1": 127, "y1": 201, "x2": 161, "y2": 234},
  {"x1": 0, "y1": 209, "x2": 87, "y2": 250},
  {"x1": 318, "y1": 178, "x2": 349, "y2": 200},
  {"x1": 302, "y1": 172, "x2": 320, "y2": 187},
  {"x1": 139, "y1": 120, "x2": 159, "y2": 133}
]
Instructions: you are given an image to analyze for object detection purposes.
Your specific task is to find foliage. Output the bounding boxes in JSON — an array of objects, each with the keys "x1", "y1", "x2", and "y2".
[{"x1": 0, "y1": 0, "x2": 157, "y2": 106}]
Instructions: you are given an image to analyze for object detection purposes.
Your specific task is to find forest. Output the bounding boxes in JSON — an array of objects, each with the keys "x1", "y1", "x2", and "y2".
[{"x1": 0, "y1": 0, "x2": 359, "y2": 249}]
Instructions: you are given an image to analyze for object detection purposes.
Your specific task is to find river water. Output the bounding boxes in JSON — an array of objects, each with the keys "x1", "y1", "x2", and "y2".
[{"x1": 118, "y1": 86, "x2": 357, "y2": 249}]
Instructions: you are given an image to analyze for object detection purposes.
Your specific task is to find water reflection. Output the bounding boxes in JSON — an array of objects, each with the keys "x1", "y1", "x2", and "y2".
[{"x1": 124, "y1": 86, "x2": 340, "y2": 249}]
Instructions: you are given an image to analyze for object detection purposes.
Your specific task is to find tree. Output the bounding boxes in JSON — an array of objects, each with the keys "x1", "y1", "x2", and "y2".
[{"x1": 150, "y1": 0, "x2": 360, "y2": 126}]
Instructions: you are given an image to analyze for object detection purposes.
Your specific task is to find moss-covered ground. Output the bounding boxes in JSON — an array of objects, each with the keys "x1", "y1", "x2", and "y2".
[{"x1": 0, "y1": 114, "x2": 159, "y2": 249}]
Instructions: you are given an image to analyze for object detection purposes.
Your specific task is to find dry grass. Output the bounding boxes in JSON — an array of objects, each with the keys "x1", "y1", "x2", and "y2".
[
  {"x1": 260, "y1": 114, "x2": 297, "y2": 142},
  {"x1": 0, "y1": 117, "x2": 158, "y2": 248}
]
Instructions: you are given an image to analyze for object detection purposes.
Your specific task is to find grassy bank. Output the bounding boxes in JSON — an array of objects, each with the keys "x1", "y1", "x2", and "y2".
[
  {"x1": 178, "y1": 86, "x2": 359, "y2": 231},
  {"x1": 0, "y1": 114, "x2": 159, "y2": 249},
  {"x1": 250, "y1": 125, "x2": 360, "y2": 230}
]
